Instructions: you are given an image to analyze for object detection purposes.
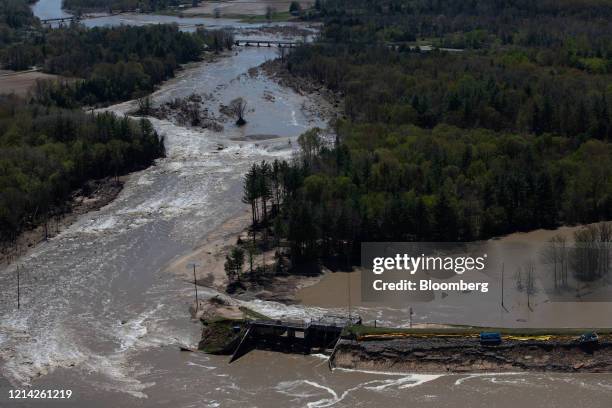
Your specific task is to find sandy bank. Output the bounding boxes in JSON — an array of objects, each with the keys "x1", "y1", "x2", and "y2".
[
  {"x1": 165, "y1": 208, "x2": 325, "y2": 302},
  {"x1": 166, "y1": 209, "x2": 252, "y2": 289},
  {"x1": 164, "y1": 55, "x2": 340, "y2": 301}
]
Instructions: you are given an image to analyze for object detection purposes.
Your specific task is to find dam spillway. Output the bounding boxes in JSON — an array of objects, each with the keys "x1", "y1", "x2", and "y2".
[{"x1": 229, "y1": 316, "x2": 357, "y2": 363}]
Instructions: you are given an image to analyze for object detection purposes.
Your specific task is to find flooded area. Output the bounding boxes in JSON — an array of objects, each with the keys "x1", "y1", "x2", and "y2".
[
  {"x1": 31, "y1": 0, "x2": 71, "y2": 20},
  {"x1": 32, "y1": 0, "x2": 316, "y2": 31},
  {"x1": 298, "y1": 225, "x2": 612, "y2": 329},
  {"x1": 0, "y1": 2, "x2": 610, "y2": 407}
]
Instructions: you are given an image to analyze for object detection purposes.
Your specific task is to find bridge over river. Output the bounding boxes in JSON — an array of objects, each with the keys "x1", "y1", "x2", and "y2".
[
  {"x1": 40, "y1": 16, "x2": 79, "y2": 25},
  {"x1": 233, "y1": 38, "x2": 300, "y2": 47}
]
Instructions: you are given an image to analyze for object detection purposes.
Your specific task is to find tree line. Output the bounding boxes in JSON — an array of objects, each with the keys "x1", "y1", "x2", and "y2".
[
  {"x1": 0, "y1": 2, "x2": 230, "y2": 245},
  {"x1": 0, "y1": 94, "x2": 164, "y2": 244},
  {"x1": 2, "y1": 23, "x2": 220, "y2": 105},
  {"x1": 0, "y1": 2, "x2": 238, "y2": 248},
  {"x1": 2, "y1": 1, "x2": 235, "y2": 104},
  {"x1": 233, "y1": 0, "x2": 612, "y2": 273},
  {"x1": 542, "y1": 223, "x2": 611, "y2": 289},
  {"x1": 288, "y1": 43, "x2": 611, "y2": 141},
  {"x1": 62, "y1": 0, "x2": 192, "y2": 13},
  {"x1": 240, "y1": 127, "x2": 610, "y2": 266}
]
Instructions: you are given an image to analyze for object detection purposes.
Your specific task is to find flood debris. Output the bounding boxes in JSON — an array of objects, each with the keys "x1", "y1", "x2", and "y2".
[{"x1": 133, "y1": 94, "x2": 225, "y2": 132}]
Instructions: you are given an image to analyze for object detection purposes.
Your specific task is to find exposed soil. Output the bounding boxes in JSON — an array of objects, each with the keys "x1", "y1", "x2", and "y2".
[
  {"x1": 0, "y1": 177, "x2": 124, "y2": 266},
  {"x1": 166, "y1": 209, "x2": 252, "y2": 290},
  {"x1": 259, "y1": 58, "x2": 343, "y2": 121},
  {"x1": 166, "y1": 210, "x2": 324, "y2": 304},
  {"x1": 193, "y1": 295, "x2": 264, "y2": 353},
  {"x1": 0, "y1": 71, "x2": 63, "y2": 97}
]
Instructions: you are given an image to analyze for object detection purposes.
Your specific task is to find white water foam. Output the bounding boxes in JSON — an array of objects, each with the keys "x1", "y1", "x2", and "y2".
[
  {"x1": 453, "y1": 372, "x2": 523, "y2": 386},
  {"x1": 276, "y1": 369, "x2": 441, "y2": 408}
]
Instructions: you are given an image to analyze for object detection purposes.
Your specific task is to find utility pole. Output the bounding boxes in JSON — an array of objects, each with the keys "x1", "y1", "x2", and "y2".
[
  {"x1": 409, "y1": 307, "x2": 413, "y2": 328},
  {"x1": 501, "y1": 263, "x2": 504, "y2": 308},
  {"x1": 501, "y1": 262, "x2": 508, "y2": 312},
  {"x1": 186, "y1": 262, "x2": 201, "y2": 312},
  {"x1": 347, "y1": 271, "x2": 351, "y2": 321},
  {"x1": 17, "y1": 265, "x2": 20, "y2": 310}
]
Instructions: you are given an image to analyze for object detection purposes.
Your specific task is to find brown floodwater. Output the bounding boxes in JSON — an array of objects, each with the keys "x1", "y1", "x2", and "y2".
[
  {"x1": 0, "y1": 5, "x2": 610, "y2": 407},
  {"x1": 3, "y1": 349, "x2": 612, "y2": 407},
  {"x1": 298, "y1": 225, "x2": 612, "y2": 329}
]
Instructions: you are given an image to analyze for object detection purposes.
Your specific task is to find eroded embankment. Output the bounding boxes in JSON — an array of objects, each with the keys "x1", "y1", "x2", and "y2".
[
  {"x1": 1, "y1": 177, "x2": 124, "y2": 265},
  {"x1": 330, "y1": 336, "x2": 612, "y2": 373}
]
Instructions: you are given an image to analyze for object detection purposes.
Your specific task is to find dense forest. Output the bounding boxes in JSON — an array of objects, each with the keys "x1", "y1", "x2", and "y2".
[
  {"x1": 0, "y1": 95, "x2": 164, "y2": 242},
  {"x1": 1, "y1": 0, "x2": 235, "y2": 105},
  {"x1": 0, "y1": 0, "x2": 38, "y2": 49},
  {"x1": 2, "y1": 23, "x2": 214, "y2": 104},
  {"x1": 236, "y1": 0, "x2": 612, "y2": 271},
  {"x1": 0, "y1": 1, "x2": 222, "y2": 244}
]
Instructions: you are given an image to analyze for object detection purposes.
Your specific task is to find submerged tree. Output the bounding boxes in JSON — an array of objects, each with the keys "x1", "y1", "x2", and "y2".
[
  {"x1": 229, "y1": 97, "x2": 248, "y2": 126},
  {"x1": 541, "y1": 234, "x2": 569, "y2": 290},
  {"x1": 524, "y1": 261, "x2": 536, "y2": 311},
  {"x1": 571, "y1": 223, "x2": 612, "y2": 282},
  {"x1": 265, "y1": 6, "x2": 276, "y2": 21},
  {"x1": 136, "y1": 96, "x2": 153, "y2": 116},
  {"x1": 572, "y1": 225, "x2": 601, "y2": 282},
  {"x1": 515, "y1": 266, "x2": 524, "y2": 292}
]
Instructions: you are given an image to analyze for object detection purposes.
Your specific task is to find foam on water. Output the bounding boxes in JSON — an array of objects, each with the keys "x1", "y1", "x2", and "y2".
[
  {"x1": 275, "y1": 371, "x2": 441, "y2": 408},
  {"x1": 239, "y1": 298, "x2": 333, "y2": 322},
  {"x1": 454, "y1": 372, "x2": 523, "y2": 386},
  {"x1": 0, "y1": 32, "x2": 330, "y2": 397}
]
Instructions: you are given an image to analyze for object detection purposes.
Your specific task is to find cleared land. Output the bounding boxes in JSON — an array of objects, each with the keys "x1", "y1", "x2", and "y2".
[
  {"x1": 183, "y1": 0, "x2": 313, "y2": 17},
  {"x1": 0, "y1": 70, "x2": 62, "y2": 96}
]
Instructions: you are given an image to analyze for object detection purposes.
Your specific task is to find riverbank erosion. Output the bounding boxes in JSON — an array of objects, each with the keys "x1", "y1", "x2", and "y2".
[
  {"x1": 194, "y1": 295, "x2": 268, "y2": 354},
  {"x1": 196, "y1": 309, "x2": 612, "y2": 374},
  {"x1": 330, "y1": 329, "x2": 612, "y2": 373},
  {"x1": 1, "y1": 177, "x2": 124, "y2": 265}
]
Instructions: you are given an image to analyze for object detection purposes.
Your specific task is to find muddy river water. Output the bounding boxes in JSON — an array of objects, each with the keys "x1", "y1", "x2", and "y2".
[{"x1": 0, "y1": 3, "x2": 611, "y2": 407}]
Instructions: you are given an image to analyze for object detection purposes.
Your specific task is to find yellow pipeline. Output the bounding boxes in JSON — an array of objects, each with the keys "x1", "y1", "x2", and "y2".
[
  {"x1": 358, "y1": 333, "x2": 556, "y2": 341},
  {"x1": 505, "y1": 335, "x2": 553, "y2": 341},
  {"x1": 358, "y1": 332, "x2": 480, "y2": 340}
]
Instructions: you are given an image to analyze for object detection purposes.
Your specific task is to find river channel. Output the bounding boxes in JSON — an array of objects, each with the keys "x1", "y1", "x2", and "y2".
[{"x1": 0, "y1": 2, "x2": 611, "y2": 407}]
